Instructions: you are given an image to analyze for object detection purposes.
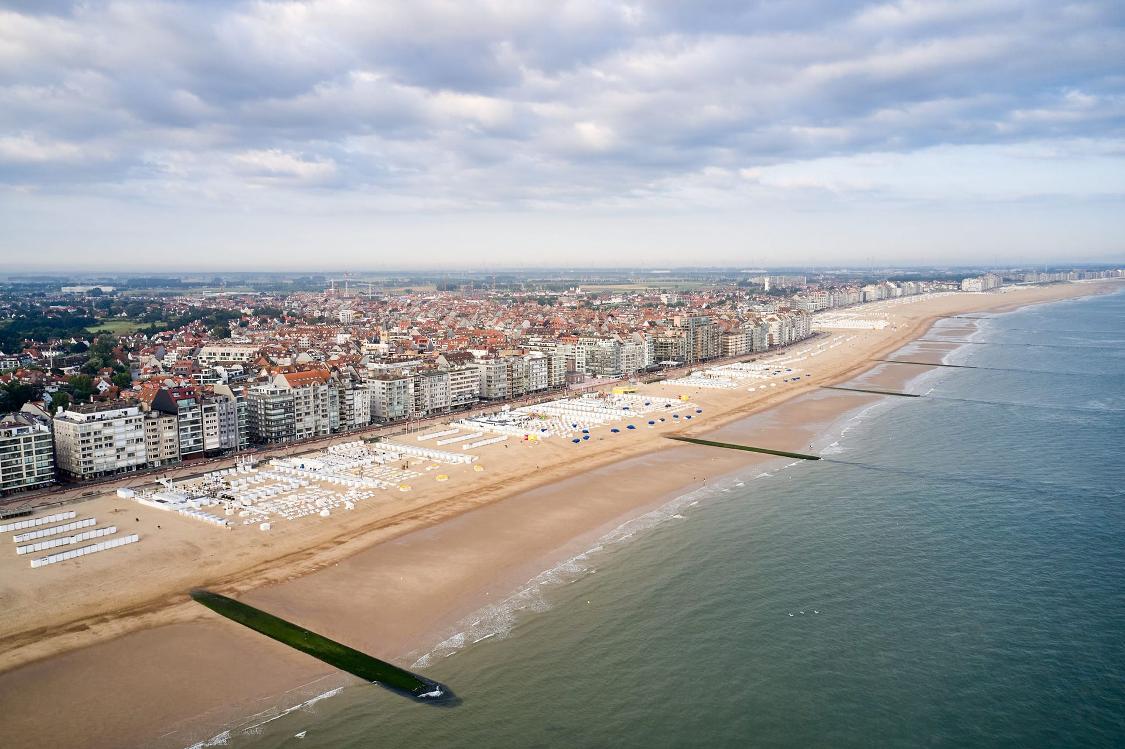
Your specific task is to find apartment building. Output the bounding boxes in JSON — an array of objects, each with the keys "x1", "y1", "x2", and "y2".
[
  {"x1": 653, "y1": 332, "x2": 687, "y2": 364},
  {"x1": 331, "y1": 370, "x2": 372, "y2": 431},
  {"x1": 522, "y1": 339, "x2": 571, "y2": 386},
  {"x1": 212, "y1": 383, "x2": 249, "y2": 451},
  {"x1": 274, "y1": 370, "x2": 333, "y2": 441},
  {"x1": 368, "y1": 373, "x2": 411, "y2": 422},
  {"x1": 764, "y1": 310, "x2": 813, "y2": 347},
  {"x1": 246, "y1": 381, "x2": 296, "y2": 444},
  {"x1": 720, "y1": 330, "x2": 751, "y2": 358},
  {"x1": 142, "y1": 410, "x2": 180, "y2": 467},
  {"x1": 674, "y1": 315, "x2": 720, "y2": 362},
  {"x1": 150, "y1": 385, "x2": 204, "y2": 458},
  {"x1": 201, "y1": 391, "x2": 244, "y2": 454},
  {"x1": 447, "y1": 366, "x2": 481, "y2": 409},
  {"x1": 197, "y1": 344, "x2": 261, "y2": 365},
  {"x1": 53, "y1": 401, "x2": 147, "y2": 479},
  {"x1": 961, "y1": 273, "x2": 1002, "y2": 292},
  {"x1": 411, "y1": 369, "x2": 452, "y2": 418},
  {"x1": 0, "y1": 413, "x2": 55, "y2": 495},
  {"x1": 475, "y1": 357, "x2": 509, "y2": 401}
]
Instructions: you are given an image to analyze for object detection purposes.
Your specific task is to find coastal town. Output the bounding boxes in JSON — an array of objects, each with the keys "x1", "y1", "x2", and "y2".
[
  {"x1": 2, "y1": 267, "x2": 1119, "y2": 503},
  {"x1": 1, "y1": 270, "x2": 1121, "y2": 748}
]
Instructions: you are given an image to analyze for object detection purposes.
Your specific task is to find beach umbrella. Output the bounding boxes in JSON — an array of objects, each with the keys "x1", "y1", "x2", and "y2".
[
  {"x1": 627, "y1": 424, "x2": 636, "y2": 430},
  {"x1": 582, "y1": 435, "x2": 590, "y2": 441},
  {"x1": 696, "y1": 409, "x2": 702, "y2": 413},
  {"x1": 648, "y1": 420, "x2": 656, "y2": 425},
  {"x1": 685, "y1": 415, "x2": 693, "y2": 419},
  {"x1": 572, "y1": 438, "x2": 581, "y2": 444},
  {"x1": 611, "y1": 428, "x2": 620, "y2": 433}
]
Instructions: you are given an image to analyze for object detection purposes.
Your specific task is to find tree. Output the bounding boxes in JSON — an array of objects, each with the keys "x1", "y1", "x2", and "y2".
[
  {"x1": 68, "y1": 374, "x2": 95, "y2": 402},
  {"x1": 80, "y1": 357, "x2": 104, "y2": 375},
  {"x1": 49, "y1": 391, "x2": 70, "y2": 415},
  {"x1": 0, "y1": 381, "x2": 42, "y2": 412},
  {"x1": 112, "y1": 371, "x2": 133, "y2": 389}
]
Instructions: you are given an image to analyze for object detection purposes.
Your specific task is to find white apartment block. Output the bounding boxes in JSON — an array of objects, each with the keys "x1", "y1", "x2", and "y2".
[
  {"x1": 0, "y1": 413, "x2": 55, "y2": 494},
  {"x1": 447, "y1": 366, "x2": 481, "y2": 408},
  {"x1": 197, "y1": 344, "x2": 261, "y2": 365},
  {"x1": 53, "y1": 402, "x2": 147, "y2": 479},
  {"x1": 475, "y1": 358, "x2": 509, "y2": 401},
  {"x1": 961, "y1": 273, "x2": 1002, "y2": 292},
  {"x1": 721, "y1": 331, "x2": 750, "y2": 358},
  {"x1": 527, "y1": 353, "x2": 549, "y2": 392},
  {"x1": 274, "y1": 371, "x2": 333, "y2": 442},
  {"x1": 369, "y1": 375, "x2": 412, "y2": 422}
]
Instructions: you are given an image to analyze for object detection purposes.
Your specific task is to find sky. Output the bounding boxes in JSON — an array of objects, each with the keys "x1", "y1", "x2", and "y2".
[{"x1": 1, "y1": 0, "x2": 1124, "y2": 270}]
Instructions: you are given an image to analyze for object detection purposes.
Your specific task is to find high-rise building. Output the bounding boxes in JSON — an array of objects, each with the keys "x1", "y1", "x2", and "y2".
[{"x1": 674, "y1": 315, "x2": 720, "y2": 362}]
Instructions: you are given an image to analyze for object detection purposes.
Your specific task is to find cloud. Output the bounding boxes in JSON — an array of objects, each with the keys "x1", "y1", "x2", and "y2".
[
  {"x1": 231, "y1": 149, "x2": 338, "y2": 184},
  {"x1": 0, "y1": 0, "x2": 1123, "y2": 265}
]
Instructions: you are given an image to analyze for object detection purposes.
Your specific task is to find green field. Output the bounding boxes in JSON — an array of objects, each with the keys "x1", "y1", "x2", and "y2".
[{"x1": 86, "y1": 319, "x2": 162, "y2": 334}]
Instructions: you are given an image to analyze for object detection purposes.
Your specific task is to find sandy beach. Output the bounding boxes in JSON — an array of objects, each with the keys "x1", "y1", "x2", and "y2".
[{"x1": 0, "y1": 280, "x2": 1118, "y2": 749}]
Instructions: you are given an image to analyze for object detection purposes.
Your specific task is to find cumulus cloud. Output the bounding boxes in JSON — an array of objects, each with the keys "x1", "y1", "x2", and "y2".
[{"x1": 0, "y1": 0, "x2": 1123, "y2": 265}]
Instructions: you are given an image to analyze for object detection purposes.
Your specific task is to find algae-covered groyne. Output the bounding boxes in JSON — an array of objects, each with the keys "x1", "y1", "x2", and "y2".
[
  {"x1": 191, "y1": 590, "x2": 458, "y2": 706},
  {"x1": 665, "y1": 435, "x2": 820, "y2": 461}
]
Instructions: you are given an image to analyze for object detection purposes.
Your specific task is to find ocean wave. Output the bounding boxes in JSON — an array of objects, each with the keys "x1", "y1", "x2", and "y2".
[
  {"x1": 185, "y1": 731, "x2": 231, "y2": 749},
  {"x1": 183, "y1": 685, "x2": 344, "y2": 749},
  {"x1": 409, "y1": 471, "x2": 781, "y2": 670}
]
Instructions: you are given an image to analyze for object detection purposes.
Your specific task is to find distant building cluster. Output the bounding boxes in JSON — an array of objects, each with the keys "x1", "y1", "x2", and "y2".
[{"x1": 960, "y1": 273, "x2": 1003, "y2": 292}]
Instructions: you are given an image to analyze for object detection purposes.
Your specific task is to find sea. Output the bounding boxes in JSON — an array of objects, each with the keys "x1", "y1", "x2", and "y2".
[{"x1": 226, "y1": 287, "x2": 1125, "y2": 748}]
